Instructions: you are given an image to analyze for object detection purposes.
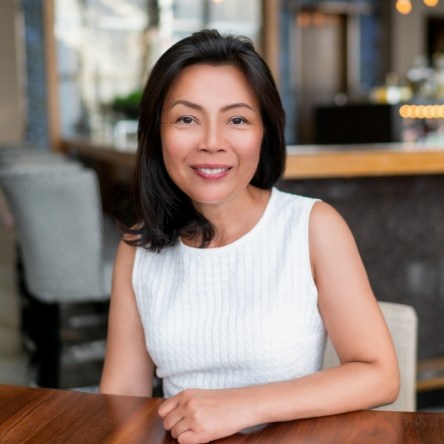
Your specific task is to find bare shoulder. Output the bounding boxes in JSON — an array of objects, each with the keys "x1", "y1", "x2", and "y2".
[
  {"x1": 309, "y1": 201, "x2": 355, "y2": 250},
  {"x1": 310, "y1": 200, "x2": 348, "y2": 229},
  {"x1": 308, "y1": 200, "x2": 366, "y2": 288},
  {"x1": 117, "y1": 237, "x2": 137, "y2": 256},
  {"x1": 111, "y1": 239, "x2": 139, "y2": 297},
  {"x1": 114, "y1": 238, "x2": 137, "y2": 271}
]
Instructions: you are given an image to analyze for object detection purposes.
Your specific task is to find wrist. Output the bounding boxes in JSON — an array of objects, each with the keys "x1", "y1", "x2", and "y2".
[{"x1": 231, "y1": 385, "x2": 270, "y2": 428}]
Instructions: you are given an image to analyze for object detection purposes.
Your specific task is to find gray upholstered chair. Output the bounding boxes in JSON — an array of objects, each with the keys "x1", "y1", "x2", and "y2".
[
  {"x1": 322, "y1": 301, "x2": 418, "y2": 412},
  {"x1": 0, "y1": 157, "x2": 83, "y2": 228},
  {"x1": 0, "y1": 166, "x2": 119, "y2": 387},
  {"x1": 0, "y1": 145, "x2": 69, "y2": 166}
]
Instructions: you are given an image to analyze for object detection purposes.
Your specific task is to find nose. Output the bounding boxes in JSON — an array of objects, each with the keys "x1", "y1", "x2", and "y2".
[{"x1": 198, "y1": 122, "x2": 226, "y2": 153}]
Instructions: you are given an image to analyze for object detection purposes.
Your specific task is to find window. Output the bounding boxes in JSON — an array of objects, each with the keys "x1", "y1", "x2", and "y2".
[{"x1": 54, "y1": 0, "x2": 261, "y2": 147}]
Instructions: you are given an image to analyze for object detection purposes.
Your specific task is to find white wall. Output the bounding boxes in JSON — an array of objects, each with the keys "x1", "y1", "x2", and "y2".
[
  {"x1": 0, "y1": 0, "x2": 25, "y2": 143},
  {"x1": 392, "y1": 2, "x2": 444, "y2": 79}
]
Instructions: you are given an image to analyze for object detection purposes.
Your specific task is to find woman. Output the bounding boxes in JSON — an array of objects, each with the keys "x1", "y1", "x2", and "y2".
[{"x1": 100, "y1": 29, "x2": 399, "y2": 444}]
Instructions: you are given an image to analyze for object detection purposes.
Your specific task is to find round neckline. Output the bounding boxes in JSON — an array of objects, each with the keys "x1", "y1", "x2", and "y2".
[{"x1": 178, "y1": 187, "x2": 277, "y2": 255}]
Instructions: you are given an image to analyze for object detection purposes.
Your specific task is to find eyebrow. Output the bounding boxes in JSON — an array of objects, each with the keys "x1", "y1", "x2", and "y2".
[{"x1": 170, "y1": 100, "x2": 255, "y2": 113}]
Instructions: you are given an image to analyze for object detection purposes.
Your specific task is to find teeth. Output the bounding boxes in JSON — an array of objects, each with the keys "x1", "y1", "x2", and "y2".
[{"x1": 198, "y1": 167, "x2": 228, "y2": 175}]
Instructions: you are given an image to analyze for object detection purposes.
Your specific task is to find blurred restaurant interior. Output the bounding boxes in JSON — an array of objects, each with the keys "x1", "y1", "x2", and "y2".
[{"x1": 3, "y1": 0, "x2": 444, "y2": 411}]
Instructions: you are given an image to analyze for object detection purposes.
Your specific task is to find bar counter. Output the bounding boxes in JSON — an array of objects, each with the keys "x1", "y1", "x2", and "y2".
[
  {"x1": 61, "y1": 137, "x2": 444, "y2": 179},
  {"x1": 285, "y1": 143, "x2": 444, "y2": 179}
]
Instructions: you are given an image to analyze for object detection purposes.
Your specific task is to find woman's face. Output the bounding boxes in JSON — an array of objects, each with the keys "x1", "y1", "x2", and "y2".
[{"x1": 160, "y1": 63, "x2": 264, "y2": 211}]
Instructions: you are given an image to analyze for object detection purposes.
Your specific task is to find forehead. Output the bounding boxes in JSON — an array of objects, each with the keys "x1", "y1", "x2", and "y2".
[{"x1": 164, "y1": 63, "x2": 259, "y2": 106}]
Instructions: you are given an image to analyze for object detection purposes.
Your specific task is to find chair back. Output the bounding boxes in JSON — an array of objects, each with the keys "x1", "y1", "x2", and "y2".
[
  {"x1": 322, "y1": 301, "x2": 418, "y2": 411},
  {"x1": 0, "y1": 145, "x2": 69, "y2": 166},
  {"x1": 0, "y1": 168, "x2": 109, "y2": 303}
]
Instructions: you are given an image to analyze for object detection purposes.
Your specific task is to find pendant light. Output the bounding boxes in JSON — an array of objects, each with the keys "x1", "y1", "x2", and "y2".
[{"x1": 396, "y1": 0, "x2": 440, "y2": 15}]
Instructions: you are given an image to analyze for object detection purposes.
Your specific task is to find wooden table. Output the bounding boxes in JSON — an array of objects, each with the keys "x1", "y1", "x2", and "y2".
[{"x1": 1, "y1": 385, "x2": 444, "y2": 443}]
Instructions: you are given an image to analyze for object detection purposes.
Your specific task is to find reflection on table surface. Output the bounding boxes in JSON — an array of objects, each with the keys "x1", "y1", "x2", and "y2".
[{"x1": 1, "y1": 384, "x2": 444, "y2": 443}]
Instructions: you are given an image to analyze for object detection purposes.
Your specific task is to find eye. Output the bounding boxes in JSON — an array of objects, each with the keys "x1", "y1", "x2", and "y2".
[
  {"x1": 176, "y1": 116, "x2": 194, "y2": 124},
  {"x1": 231, "y1": 117, "x2": 247, "y2": 125}
]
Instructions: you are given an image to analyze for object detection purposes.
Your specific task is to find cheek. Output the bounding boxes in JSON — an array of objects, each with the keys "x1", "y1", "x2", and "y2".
[
  {"x1": 162, "y1": 150, "x2": 182, "y2": 185},
  {"x1": 161, "y1": 143, "x2": 179, "y2": 182},
  {"x1": 162, "y1": 128, "x2": 200, "y2": 157},
  {"x1": 239, "y1": 133, "x2": 263, "y2": 164},
  {"x1": 161, "y1": 132, "x2": 184, "y2": 165},
  {"x1": 161, "y1": 133, "x2": 195, "y2": 187}
]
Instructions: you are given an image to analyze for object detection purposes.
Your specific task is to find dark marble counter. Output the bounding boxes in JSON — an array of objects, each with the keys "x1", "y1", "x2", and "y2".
[{"x1": 280, "y1": 175, "x2": 444, "y2": 360}]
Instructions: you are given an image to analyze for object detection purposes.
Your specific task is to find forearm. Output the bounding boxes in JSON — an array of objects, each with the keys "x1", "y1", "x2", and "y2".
[
  {"x1": 158, "y1": 361, "x2": 399, "y2": 443},
  {"x1": 234, "y1": 362, "x2": 399, "y2": 427}
]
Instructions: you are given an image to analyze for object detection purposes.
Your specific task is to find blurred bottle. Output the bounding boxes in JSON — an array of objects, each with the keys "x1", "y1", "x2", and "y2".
[{"x1": 370, "y1": 72, "x2": 413, "y2": 104}]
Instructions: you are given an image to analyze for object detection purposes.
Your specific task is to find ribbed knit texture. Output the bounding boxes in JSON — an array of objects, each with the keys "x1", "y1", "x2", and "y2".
[{"x1": 133, "y1": 188, "x2": 326, "y2": 397}]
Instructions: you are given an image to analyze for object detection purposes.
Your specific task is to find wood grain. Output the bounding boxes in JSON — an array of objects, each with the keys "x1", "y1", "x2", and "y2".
[{"x1": 1, "y1": 385, "x2": 444, "y2": 443}]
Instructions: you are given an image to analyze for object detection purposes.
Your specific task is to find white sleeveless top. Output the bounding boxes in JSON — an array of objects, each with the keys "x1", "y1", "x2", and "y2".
[{"x1": 133, "y1": 188, "x2": 326, "y2": 397}]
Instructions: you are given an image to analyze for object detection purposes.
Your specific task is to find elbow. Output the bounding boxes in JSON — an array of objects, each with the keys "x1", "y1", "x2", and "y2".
[
  {"x1": 98, "y1": 380, "x2": 114, "y2": 395},
  {"x1": 384, "y1": 374, "x2": 400, "y2": 405},
  {"x1": 99, "y1": 377, "x2": 153, "y2": 397},
  {"x1": 376, "y1": 364, "x2": 401, "y2": 407},
  {"x1": 387, "y1": 359, "x2": 401, "y2": 405}
]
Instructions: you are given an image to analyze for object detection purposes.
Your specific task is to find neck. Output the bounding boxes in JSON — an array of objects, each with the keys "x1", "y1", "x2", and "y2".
[{"x1": 183, "y1": 186, "x2": 272, "y2": 248}]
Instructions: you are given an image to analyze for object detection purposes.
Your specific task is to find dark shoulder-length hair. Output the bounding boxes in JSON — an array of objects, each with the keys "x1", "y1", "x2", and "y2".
[{"x1": 126, "y1": 29, "x2": 286, "y2": 251}]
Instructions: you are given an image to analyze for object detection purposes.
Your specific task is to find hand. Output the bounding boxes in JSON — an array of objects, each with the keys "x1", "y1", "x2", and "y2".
[{"x1": 158, "y1": 388, "x2": 254, "y2": 444}]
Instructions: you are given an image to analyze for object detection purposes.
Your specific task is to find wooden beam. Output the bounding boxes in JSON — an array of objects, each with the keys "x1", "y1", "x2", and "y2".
[
  {"x1": 42, "y1": 0, "x2": 60, "y2": 151},
  {"x1": 261, "y1": 0, "x2": 280, "y2": 86}
]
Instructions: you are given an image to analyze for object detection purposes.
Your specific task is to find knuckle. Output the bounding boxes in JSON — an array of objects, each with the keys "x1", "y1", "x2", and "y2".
[{"x1": 186, "y1": 397, "x2": 199, "y2": 410}]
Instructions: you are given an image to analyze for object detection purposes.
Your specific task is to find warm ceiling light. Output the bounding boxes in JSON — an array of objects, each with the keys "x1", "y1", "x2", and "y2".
[
  {"x1": 396, "y1": 0, "x2": 439, "y2": 15},
  {"x1": 396, "y1": 0, "x2": 412, "y2": 14},
  {"x1": 399, "y1": 104, "x2": 444, "y2": 119},
  {"x1": 212, "y1": 0, "x2": 224, "y2": 3},
  {"x1": 423, "y1": 0, "x2": 439, "y2": 6},
  {"x1": 395, "y1": 0, "x2": 412, "y2": 14}
]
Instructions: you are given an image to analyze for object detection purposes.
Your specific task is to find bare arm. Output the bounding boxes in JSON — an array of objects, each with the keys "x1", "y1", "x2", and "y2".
[
  {"x1": 234, "y1": 202, "x2": 400, "y2": 420},
  {"x1": 100, "y1": 240, "x2": 154, "y2": 396},
  {"x1": 158, "y1": 202, "x2": 400, "y2": 444}
]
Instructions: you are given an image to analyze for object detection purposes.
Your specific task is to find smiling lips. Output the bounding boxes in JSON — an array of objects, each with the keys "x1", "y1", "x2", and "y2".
[{"x1": 193, "y1": 166, "x2": 231, "y2": 179}]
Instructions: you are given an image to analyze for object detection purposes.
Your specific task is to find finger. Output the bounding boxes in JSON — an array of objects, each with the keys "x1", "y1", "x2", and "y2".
[
  {"x1": 177, "y1": 430, "x2": 211, "y2": 444},
  {"x1": 162, "y1": 409, "x2": 184, "y2": 431},
  {"x1": 158, "y1": 397, "x2": 178, "y2": 418},
  {"x1": 170, "y1": 417, "x2": 193, "y2": 440}
]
